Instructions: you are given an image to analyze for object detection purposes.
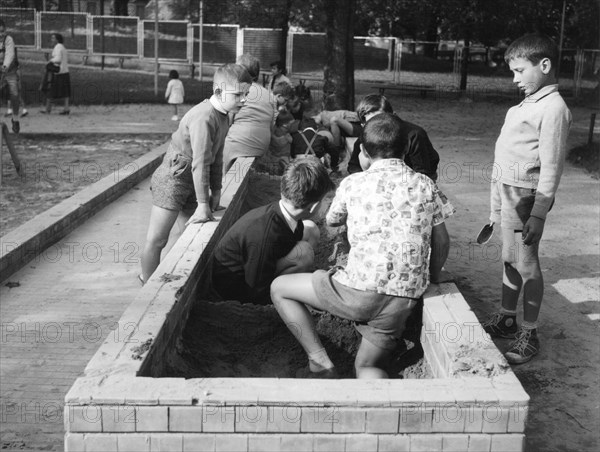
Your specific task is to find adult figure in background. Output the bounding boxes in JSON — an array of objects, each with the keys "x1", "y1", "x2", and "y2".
[
  {"x1": 0, "y1": 19, "x2": 21, "y2": 133},
  {"x1": 223, "y1": 54, "x2": 276, "y2": 174},
  {"x1": 42, "y1": 33, "x2": 70, "y2": 115}
]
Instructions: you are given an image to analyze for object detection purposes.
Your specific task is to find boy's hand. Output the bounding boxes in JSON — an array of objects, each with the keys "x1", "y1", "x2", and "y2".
[
  {"x1": 209, "y1": 190, "x2": 225, "y2": 212},
  {"x1": 186, "y1": 203, "x2": 215, "y2": 225},
  {"x1": 522, "y1": 216, "x2": 545, "y2": 245}
]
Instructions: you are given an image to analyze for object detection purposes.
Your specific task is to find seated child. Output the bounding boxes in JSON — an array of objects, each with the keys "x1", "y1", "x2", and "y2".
[
  {"x1": 312, "y1": 109, "x2": 361, "y2": 147},
  {"x1": 272, "y1": 81, "x2": 295, "y2": 124},
  {"x1": 211, "y1": 158, "x2": 335, "y2": 305},
  {"x1": 270, "y1": 113, "x2": 454, "y2": 379},
  {"x1": 347, "y1": 94, "x2": 440, "y2": 182},
  {"x1": 262, "y1": 110, "x2": 295, "y2": 174}
]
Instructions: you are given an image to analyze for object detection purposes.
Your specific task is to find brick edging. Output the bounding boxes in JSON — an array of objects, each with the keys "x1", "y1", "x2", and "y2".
[{"x1": 0, "y1": 142, "x2": 169, "y2": 283}]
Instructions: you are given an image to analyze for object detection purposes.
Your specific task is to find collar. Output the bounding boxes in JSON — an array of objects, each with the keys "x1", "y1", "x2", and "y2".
[
  {"x1": 520, "y1": 84, "x2": 558, "y2": 105},
  {"x1": 367, "y1": 158, "x2": 408, "y2": 171},
  {"x1": 278, "y1": 200, "x2": 297, "y2": 232},
  {"x1": 209, "y1": 96, "x2": 228, "y2": 115}
]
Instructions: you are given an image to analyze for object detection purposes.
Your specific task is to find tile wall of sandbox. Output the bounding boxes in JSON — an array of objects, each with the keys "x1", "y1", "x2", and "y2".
[{"x1": 64, "y1": 158, "x2": 529, "y2": 451}]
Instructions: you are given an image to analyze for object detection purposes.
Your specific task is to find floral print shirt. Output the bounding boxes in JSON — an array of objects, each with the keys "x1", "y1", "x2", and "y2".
[{"x1": 327, "y1": 159, "x2": 454, "y2": 298}]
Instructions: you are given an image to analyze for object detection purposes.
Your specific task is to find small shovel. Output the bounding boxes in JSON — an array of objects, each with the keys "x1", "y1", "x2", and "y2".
[{"x1": 476, "y1": 222, "x2": 494, "y2": 244}]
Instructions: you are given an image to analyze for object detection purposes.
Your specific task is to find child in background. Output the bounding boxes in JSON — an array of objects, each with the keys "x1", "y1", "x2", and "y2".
[
  {"x1": 312, "y1": 108, "x2": 361, "y2": 147},
  {"x1": 165, "y1": 70, "x2": 184, "y2": 121},
  {"x1": 270, "y1": 113, "x2": 454, "y2": 378},
  {"x1": 272, "y1": 81, "x2": 295, "y2": 121},
  {"x1": 140, "y1": 64, "x2": 253, "y2": 284},
  {"x1": 211, "y1": 158, "x2": 335, "y2": 305},
  {"x1": 482, "y1": 33, "x2": 572, "y2": 364},
  {"x1": 268, "y1": 60, "x2": 291, "y2": 91},
  {"x1": 264, "y1": 110, "x2": 295, "y2": 174}
]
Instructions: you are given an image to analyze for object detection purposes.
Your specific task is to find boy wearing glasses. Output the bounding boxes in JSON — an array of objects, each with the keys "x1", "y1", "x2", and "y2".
[{"x1": 140, "y1": 64, "x2": 253, "y2": 284}]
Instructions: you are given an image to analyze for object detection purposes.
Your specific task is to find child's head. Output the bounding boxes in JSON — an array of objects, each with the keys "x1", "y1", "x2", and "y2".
[
  {"x1": 504, "y1": 33, "x2": 558, "y2": 96},
  {"x1": 169, "y1": 70, "x2": 179, "y2": 80},
  {"x1": 236, "y1": 53, "x2": 260, "y2": 82},
  {"x1": 356, "y1": 94, "x2": 394, "y2": 124},
  {"x1": 275, "y1": 110, "x2": 295, "y2": 130},
  {"x1": 361, "y1": 113, "x2": 407, "y2": 161},
  {"x1": 213, "y1": 63, "x2": 253, "y2": 113},
  {"x1": 272, "y1": 81, "x2": 295, "y2": 106},
  {"x1": 281, "y1": 158, "x2": 335, "y2": 210},
  {"x1": 270, "y1": 61, "x2": 286, "y2": 75}
]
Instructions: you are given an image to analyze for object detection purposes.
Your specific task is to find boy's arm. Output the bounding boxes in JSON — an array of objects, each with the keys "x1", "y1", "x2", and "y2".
[
  {"x1": 405, "y1": 129, "x2": 438, "y2": 179},
  {"x1": 187, "y1": 114, "x2": 217, "y2": 223},
  {"x1": 524, "y1": 103, "x2": 572, "y2": 245},
  {"x1": 1, "y1": 36, "x2": 15, "y2": 70},
  {"x1": 326, "y1": 183, "x2": 348, "y2": 227},
  {"x1": 429, "y1": 222, "x2": 450, "y2": 284},
  {"x1": 165, "y1": 82, "x2": 171, "y2": 100}
]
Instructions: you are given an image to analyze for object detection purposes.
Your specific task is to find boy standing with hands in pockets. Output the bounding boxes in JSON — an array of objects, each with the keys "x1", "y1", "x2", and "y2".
[
  {"x1": 482, "y1": 34, "x2": 572, "y2": 364},
  {"x1": 141, "y1": 64, "x2": 253, "y2": 284}
]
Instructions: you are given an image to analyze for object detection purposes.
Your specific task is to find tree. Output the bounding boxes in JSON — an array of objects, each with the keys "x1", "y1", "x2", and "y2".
[{"x1": 323, "y1": 0, "x2": 355, "y2": 110}]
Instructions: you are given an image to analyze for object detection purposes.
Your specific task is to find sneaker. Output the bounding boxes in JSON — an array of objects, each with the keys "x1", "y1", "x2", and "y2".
[
  {"x1": 171, "y1": 115, "x2": 179, "y2": 121},
  {"x1": 505, "y1": 328, "x2": 539, "y2": 364},
  {"x1": 482, "y1": 312, "x2": 518, "y2": 338},
  {"x1": 5, "y1": 109, "x2": 13, "y2": 117},
  {"x1": 11, "y1": 119, "x2": 20, "y2": 134},
  {"x1": 20, "y1": 109, "x2": 29, "y2": 118}
]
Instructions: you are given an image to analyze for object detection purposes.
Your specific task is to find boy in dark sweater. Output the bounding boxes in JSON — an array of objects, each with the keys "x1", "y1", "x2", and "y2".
[{"x1": 211, "y1": 158, "x2": 335, "y2": 305}]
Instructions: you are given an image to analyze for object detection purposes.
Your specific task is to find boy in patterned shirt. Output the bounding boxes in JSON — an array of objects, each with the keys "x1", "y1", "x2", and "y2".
[{"x1": 271, "y1": 113, "x2": 454, "y2": 378}]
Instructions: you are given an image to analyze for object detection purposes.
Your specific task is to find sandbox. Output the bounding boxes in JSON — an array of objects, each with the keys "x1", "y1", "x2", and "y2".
[{"x1": 64, "y1": 157, "x2": 528, "y2": 451}]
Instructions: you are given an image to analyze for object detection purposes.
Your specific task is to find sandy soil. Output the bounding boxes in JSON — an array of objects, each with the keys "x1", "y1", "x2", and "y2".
[{"x1": 1, "y1": 97, "x2": 598, "y2": 451}]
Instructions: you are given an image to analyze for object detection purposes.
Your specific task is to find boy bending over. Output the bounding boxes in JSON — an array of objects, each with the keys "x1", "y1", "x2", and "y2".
[
  {"x1": 271, "y1": 113, "x2": 454, "y2": 378},
  {"x1": 211, "y1": 158, "x2": 335, "y2": 305},
  {"x1": 482, "y1": 34, "x2": 572, "y2": 364}
]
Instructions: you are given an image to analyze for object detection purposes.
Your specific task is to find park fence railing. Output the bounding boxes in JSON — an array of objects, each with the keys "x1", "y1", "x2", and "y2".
[{"x1": 1, "y1": 7, "x2": 598, "y2": 94}]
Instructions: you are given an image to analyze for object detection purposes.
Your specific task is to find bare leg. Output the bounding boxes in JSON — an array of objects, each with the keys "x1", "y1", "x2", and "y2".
[
  {"x1": 501, "y1": 228, "x2": 522, "y2": 312},
  {"x1": 355, "y1": 337, "x2": 392, "y2": 379},
  {"x1": 271, "y1": 273, "x2": 335, "y2": 371},
  {"x1": 514, "y1": 237, "x2": 543, "y2": 323},
  {"x1": 141, "y1": 206, "x2": 180, "y2": 282}
]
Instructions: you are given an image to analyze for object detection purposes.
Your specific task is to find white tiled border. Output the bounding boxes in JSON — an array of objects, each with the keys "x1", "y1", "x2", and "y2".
[{"x1": 65, "y1": 157, "x2": 528, "y2": 451}]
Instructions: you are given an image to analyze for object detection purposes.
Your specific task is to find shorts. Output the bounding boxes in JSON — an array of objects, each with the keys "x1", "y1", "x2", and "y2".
[
  {"x1": 312, "y1": 269, "x2": 418, "y2": 351},
  {"x1": 150, "y1": 153, "x2": 197, "y2": 211},
  {"x1": 490, "y1": 181, "x2": 553, "y2": 231}
]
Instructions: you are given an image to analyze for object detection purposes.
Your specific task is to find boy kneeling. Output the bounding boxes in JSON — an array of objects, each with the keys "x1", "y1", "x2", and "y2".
[
  {"x1": 271, "y1": 113, "x2": 455, "y2": 378},
  {"x1": 211, "y1": 158, "x2": 335, "y2": 305}
]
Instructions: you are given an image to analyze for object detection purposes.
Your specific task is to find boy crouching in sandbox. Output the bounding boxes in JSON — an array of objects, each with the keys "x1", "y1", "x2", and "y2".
[
  {"x1": 211, "y1": 158, "x2": 335, "y2": 305},
  {"x1": 270, "y1": 113, "x2": 455, "y2": 379}
]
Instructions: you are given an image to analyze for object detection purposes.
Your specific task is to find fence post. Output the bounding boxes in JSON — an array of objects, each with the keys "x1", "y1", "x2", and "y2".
[
  {"x1": 35, "y1": 11, "x2": 41, "y2": 50},
  {"x1": 236, "y1": 26, "x2": 244, "y2": 62},
  {"x1": 287, "y1": 32, "x2": 294, "y2": 76}
]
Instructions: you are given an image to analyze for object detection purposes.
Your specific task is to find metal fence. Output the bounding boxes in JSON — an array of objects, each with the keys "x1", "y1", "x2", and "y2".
[{"x1": 1, "y1": 7, "x2": 597, "y2": 90}]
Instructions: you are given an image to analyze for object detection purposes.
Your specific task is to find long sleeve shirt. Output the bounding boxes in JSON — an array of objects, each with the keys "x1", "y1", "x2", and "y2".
[
  {"x1": 165, "y1": 97, "x2": 228, "y2": 202},
  {"x1": 1, "y1": 35, "x2": 17, "y2": 72},
  {"x1": 493, "y1": 84, "x2": 572, "y2": 219}
]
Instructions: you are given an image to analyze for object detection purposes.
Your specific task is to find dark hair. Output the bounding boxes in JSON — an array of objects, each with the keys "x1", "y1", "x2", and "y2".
[
  {"x1": 281, "y1": 158, "x2": 335, "y2": 208},
  {"x1": 361, "y1": 113, "x2": 407, "y2": 160},
  {"x1": 356, "y1": 94, "x2": 394, "y2": 123},
  {"x1": 276, "y1": 110, "x2": 294, "y2": 127},
  {"x1": 169, "y1": 70, "x2": 179, "y2": 79},
  {"x1": 504, "y1": 33, "x2": 559, "y2": 66},
  {"x1": 272, "y1": 81, "x2": 294, "y2": 99},
  {"x1": 54, "y1": 33, "x2": 64, "y2": 44},
  {"x1": 237, "y1": 54, "x2": 260, "y2": 81},
  {"x1": 270, "y1": 60, "x2": 287, "y2": 75}
]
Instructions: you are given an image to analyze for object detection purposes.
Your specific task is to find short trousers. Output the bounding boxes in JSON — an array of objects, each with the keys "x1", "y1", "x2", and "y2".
[
  {"x1": 150, "y1": 153, "x2": 197, "y2": 211},
  {"x1": 312, "y1": 269, "x2": 418, "y2": 351},
  {"x1": 490, "y1": 181, "x2": 553, "y2": 230}
]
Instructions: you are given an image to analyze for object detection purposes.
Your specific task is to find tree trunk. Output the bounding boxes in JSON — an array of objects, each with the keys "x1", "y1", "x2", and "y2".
[
  {"x1": 323, "y1": 0, "x2": 355, "y2": 110},
  {"x1": 459, "y1": 31, "x2": 470, "y2": 91}
]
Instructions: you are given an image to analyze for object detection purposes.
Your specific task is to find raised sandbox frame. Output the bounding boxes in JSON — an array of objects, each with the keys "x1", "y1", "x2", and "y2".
[{"x1": 64, "y1": 158, "x2": 528, "y2": 451}]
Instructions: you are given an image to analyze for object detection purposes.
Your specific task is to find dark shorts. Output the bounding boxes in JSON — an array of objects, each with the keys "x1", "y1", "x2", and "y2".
[
  {"x1": 150, "y1": 154, "x2": 197, "y2": 211},
  {"x1": 312, "y1": 269, "x2": 418, "y2": 351},
  {"x1": 490, "y1": 181, "x2": 554, "y2": 230}
]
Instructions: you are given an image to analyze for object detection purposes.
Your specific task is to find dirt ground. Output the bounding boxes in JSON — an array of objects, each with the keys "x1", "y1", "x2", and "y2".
[{"x1": 0, "y1": 97, "x2": 598, "y2": 451}]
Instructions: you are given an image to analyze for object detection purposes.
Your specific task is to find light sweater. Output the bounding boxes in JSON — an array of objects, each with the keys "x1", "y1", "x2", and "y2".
[{"x1": 493, "y1": 84, "x2": 572, "y2": 219}]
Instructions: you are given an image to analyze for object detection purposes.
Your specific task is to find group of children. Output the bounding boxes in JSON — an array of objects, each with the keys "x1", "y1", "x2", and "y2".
[{"x1": 143, "y1": 32, "x2": 572, "y2": 376}]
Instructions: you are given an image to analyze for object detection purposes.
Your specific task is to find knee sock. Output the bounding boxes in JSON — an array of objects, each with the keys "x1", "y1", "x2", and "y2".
[
  {"x1": 500, "y1": 307, "x2": 517, "y2": 316},
  {"x1": 521, "y1": 320, "x2": 538, "y2": 330}
]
